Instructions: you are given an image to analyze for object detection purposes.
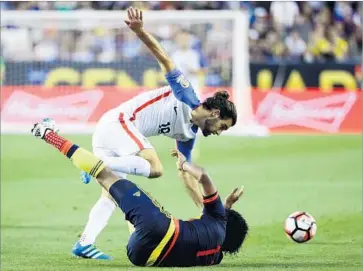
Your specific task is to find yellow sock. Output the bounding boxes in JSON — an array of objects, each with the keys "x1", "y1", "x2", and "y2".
[
  {"x1": 43, "y1": 131, "x2": 105, "y2": 178},
  {"x1": 70, "y1": 148, "x2": 105, "y2": 177}
]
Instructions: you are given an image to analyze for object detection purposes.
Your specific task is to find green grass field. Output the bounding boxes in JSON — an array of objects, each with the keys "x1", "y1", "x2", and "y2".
[{"x1": 1, "y1": 134, "x2": 362, "y2": 271}]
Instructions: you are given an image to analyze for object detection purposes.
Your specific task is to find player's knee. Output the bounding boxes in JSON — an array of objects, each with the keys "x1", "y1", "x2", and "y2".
[
  {"x1": 149, "y1": 163, "x2": 163, "y2": 178},
  {"x1": 101, "y1": 188, "x2": 115, "y2": 202},
  {"x1": 96, "y1": 168, "x2": 121, "y2": 191},
  {"x1": 96, "y1": 167, "x2": 114, "y2": 183},
  {"x1": 138, "y1": 149, "x2": 163, "y2": 178}
]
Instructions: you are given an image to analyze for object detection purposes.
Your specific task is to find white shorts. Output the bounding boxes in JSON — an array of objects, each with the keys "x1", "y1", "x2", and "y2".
[{"x1": 92, "y1": 112, "x2": 154, "y2": 160}]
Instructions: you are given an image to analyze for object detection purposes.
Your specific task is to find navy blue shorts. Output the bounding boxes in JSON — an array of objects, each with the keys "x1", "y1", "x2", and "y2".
[{"x1": 109, "y1": 179, "x2": 175, "y2": 266}]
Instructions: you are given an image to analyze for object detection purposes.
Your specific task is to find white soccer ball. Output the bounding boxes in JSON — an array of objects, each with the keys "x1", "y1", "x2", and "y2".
[{"x1": 284, "y1": 211, "x2": 317, "y2": 243}]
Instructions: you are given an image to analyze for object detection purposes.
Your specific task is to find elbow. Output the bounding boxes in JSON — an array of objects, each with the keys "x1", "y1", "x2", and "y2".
[
  {"x1": 161, "y1": 59, "x2": 175, "y2": 73},
  {"x1": 199, "y1": 169, "x2": 209, "y2": 182}
]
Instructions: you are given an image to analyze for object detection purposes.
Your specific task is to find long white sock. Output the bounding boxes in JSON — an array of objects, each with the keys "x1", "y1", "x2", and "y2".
[
  {"x1": 103, "y1": 155, "x2": 151, "y2": 177},
  {"x1": 79, "y1": 196, "x2": 116, "y2": 246}
]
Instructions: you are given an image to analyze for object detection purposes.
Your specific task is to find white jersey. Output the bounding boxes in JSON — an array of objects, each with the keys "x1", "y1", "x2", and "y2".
[{"x1": 99, "y1": 86, "x2": 197, "y2": 142}]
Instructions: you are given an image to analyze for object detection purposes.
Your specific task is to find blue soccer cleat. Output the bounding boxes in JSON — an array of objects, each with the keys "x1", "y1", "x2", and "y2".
[
  {"x1": 72, "y1": 242, "x2": 112, "y2": 260},
  {"x1": 81, "y1": 171, "x2": 91, "y2": 184}
]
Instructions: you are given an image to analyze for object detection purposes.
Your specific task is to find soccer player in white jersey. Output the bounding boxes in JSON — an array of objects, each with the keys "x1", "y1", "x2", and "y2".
[{"x1": 72, "y1": 7, "x2": 237, "y2": 260}]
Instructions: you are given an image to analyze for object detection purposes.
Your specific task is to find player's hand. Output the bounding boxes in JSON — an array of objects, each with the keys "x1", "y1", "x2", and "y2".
[
  {"x1": 125, "y1": 7, "x2": 144, "y2": 33},
  {"x1": 225, "y1": 186, "x2": 244, "y2": 209},
  {"x1": 171, "y1": 149, "x2": 187, "y2": 171},
  {"x1": 31, "y1": 118, "x2": 59, "y2": 139}
]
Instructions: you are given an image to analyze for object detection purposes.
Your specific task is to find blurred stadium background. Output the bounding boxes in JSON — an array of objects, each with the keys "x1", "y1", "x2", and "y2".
[{"x1": 1, "y1": 1, "x2": 362, "y2": 271}]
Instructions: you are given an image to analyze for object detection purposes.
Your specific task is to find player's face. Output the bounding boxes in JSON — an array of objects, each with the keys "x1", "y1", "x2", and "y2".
[{"x1": 202, "y1": 118, "x2": 233, "y2": 137}]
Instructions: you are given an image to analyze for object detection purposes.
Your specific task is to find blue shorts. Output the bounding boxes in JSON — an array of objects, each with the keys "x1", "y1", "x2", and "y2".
[{"x1": 109, "y1": 180, "x2": 177, "y2": 266}]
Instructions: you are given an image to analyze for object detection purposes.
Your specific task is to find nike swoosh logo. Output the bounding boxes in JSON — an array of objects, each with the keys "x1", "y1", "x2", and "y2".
[{"x1": 173, "y1": 106, "x2": 177, "y2": 115}]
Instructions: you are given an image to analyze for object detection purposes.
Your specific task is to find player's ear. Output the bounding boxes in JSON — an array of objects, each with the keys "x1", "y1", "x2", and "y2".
[{"x1": 210, "y1": 109, "x2": 220, "y2": 119}]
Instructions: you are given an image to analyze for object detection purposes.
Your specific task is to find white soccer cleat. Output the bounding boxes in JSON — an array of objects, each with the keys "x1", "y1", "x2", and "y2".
[{"x1": 31, "y1": 118, "x2": 59, "y2": 139}]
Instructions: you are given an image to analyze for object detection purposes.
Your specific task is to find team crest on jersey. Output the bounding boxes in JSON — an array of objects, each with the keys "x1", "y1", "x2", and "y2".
[{"x1": 177, "y1": 75, "x2": 190, "y2": 88}]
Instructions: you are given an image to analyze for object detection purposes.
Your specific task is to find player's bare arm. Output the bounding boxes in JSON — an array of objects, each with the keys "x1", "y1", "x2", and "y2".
[
  {"x1": 125, "y1": 7, "x2": 175, "y2": 73},
  {"x1": 178, "y1": 170, "x2": 203, "y2": 208},
  {"x1": 172, "y1": 149, "x2": 217, "y2": 197},
  {"x1": 171, "y1": 149, "x2": 203, "y2": 207}
]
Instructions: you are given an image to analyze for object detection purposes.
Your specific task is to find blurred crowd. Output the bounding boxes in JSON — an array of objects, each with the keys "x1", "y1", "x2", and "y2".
[
  {"x1": 248, "y1": 1, "x2": 362, "y2": 63},
  {"x1": 1, "y1": 1, "x2": 362, "y2": 64}
]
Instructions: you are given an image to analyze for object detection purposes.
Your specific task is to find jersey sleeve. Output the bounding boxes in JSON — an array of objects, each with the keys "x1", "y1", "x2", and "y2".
[
  {"x1": 165, "y1": 69, "x2": 200, "y2": 109},
  {"x1": 202, "y1": 192, "x2": 226, "y2": 221},
  {"x1": 176, "y1": 137, "x2": 196, "y2": 162}
]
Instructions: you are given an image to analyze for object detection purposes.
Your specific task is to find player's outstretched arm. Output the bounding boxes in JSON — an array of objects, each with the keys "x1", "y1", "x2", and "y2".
[
  {"x1": 178, "y1": 170, "x2": 203, "y2": 208},
  {"x1": 172, "y1": 150, "x2": 217, "y2": 197},
  {"x1": 125, "y1": 7, "x2": 174, "y2": 73}
]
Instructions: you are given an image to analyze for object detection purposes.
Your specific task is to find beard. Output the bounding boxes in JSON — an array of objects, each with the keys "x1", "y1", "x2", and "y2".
[
  {"x1": 202, "y1": 129, "x2": 211, "y2": 137},
  {"x1": 202, "y1": 119, "x2": 215, "y2": 137}
]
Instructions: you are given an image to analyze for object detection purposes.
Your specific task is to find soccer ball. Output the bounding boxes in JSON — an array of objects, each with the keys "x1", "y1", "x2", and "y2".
[{"x1": 284, "y1": 211, "x2": 317, "y2": 243}]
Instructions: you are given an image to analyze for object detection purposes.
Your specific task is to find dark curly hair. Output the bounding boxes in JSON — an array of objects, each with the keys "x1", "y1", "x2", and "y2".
[
  {"x1": 222, "y1": 209, "x2": 249, "y2": 255},
  {"x1": 202, "y1": 90, "x2": 237, "y2": 126}
]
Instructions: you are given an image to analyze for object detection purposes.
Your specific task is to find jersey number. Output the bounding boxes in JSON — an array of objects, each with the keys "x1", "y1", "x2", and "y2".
[{"x1": 158, "y1": 122, "x2": 171, "y2": 134}]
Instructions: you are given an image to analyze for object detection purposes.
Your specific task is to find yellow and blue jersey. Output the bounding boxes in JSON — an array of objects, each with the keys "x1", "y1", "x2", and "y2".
[
  {"x1": 109, "y1": 179, "x2": 227, "y2": 267},
  {"x1": 161, "y1": 192, "x2": 227, "y2": 267}
]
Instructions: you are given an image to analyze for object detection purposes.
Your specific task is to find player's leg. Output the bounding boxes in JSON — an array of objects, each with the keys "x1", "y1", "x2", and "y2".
[
  {"x1": 32, "y1": 121, "x2": 176, "y2": 266},
  {"x1": 106, "y1": 179, "x2": 177, "y2": 267},
  {"x1": 92, "y1": 117, "x2": 163, "y2": 178},
  {"x1": 32, "y1": 122, "x2": 120, "y2": 259},
  {"x1": 104, "y1": 115, "x2": 163, "y2": 178},
  {"x1": 32, "y1": 122, "x2": 152, "y2": 259},
  {"x1": 101, "y1": 151, "x2": 163, "y2": 179},
  {"x1": 75, "y1": 117, "x2": 163, "y2": 257},
  {"x1": 73, "y1": 187, "x2": 117, "y2": 258},
  {"x1": 32, "y1": 122, "x2": 163, "y2": 222},
  {"x1": 76, "y1": 151, "x2": 163, "y2": 247},
  {"x1": 75, "y1": 147, "x2": 120, "y2": 255},
  {"x1": 86, "y1": 149, "x2": 163, "y2": 239},
  {"x1": 89, "y1": 149, "x2": 163, "y2": 238}
]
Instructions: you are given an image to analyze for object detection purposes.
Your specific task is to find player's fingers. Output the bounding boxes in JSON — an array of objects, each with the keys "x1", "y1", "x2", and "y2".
[
  {"x1": 127, "y1": 7, "x2": 132, "y2": 19},
  {"x1": 140, "y1": 10, "x2": 143, "y2": 21},
  {"x1": 135, "y1": 8, "x2": 139, "y2": 19},
  {"x1": 231, "y1": 187, "x2": 238, "y2": 195},
  {"x1": 127, "y1": 8, "x2": 132, "y2": 20},
  {"x1": 130, "y1": 6, "x2": 135, "y2": 18},
  {"x1": 124, "y1": 20, "x2": 130, "y2": 26},
  {"x1": 237, "y1": 186, "x2": 245, "y2": 197}
]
